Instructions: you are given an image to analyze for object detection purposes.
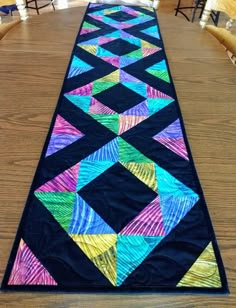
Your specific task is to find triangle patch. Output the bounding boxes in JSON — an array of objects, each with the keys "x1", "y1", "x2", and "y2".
[
  {"x1": 45, "y1": 134, "x2": 83, "y2": 157},
  {"x1": 121, "y1": 162, "x2": 157, "y2": 192},
  {"x1": 177, "y1": 242, "x2": 222, "y2": 288},
  {"x1": 69, "y1": 195, "x2": 115, "y2": 234},
  {"x1": 147, "y1": 98, "x2": 175, "y2": 116},
  {"x1": 80, "y1": 22, "x2": 100, "y2": 35},
  {"x1": 97, "y1": 46, "x2": 117, "y2": 57},
  {"x1": 34, "y1": 192, "x2": 76, "y2": 232},
  {"x1": 116, "y1": 235, "x2": 163, "y2": 286},
  {"x1": 147, "y1": 84, "x2": 173, "y2": 99},
  {"x1": 119, "y1": 197, "x2": 165, "y2": 236},
  {"x1": 153, "y1": 119, "x2": 189, "y2": 160},
  {"x1": 68, "y1": 56, "x2": 93, "y2": 78},
  {"x1": 118, "y1": 115, "x2": 148, "y2": 135},
  {"x1": 89, "y1": 97, "x2": 116, "y2": 114},
  {"x1": 141, "y1": 25, "x2": 160, "y2": 39},
  {"x1": 79, "y1": 37, "x2": 99, "y2": 46},
  {"x1": 70, "y1": 234, "x2": 117, "y2": 286},
  {"x1": 122, "y1": 82, "x2": 146, "y2": 97},
  {"x1": 51, "y1": 115, "x2": 84, "y2": 136},
  {"x1": 92, "y1": 81, "x2": 117, "y2": 96},
  {"x1": 85, "y1": 138, "x2": 119, "y2": 162},
  {"x1": 155, "y1": 164, "x2": 199, "y2": 235},
  {"x1": 8, "y1": 239, "x2": 57, "y2": 285},
  {"x1": 66, "y1": 82, "x2": 93, "y2": 96},
  {"x1": 120, "y1": 70, "x2": 142, "y2": 83},
  {"x1": 90, "y1": 114, "x2": 119, "y2": 134},
  {"x1": 119, "y1": 137, "x2": 153, "y2": 163},
  {"x1": 46, "y1": 115, "x2": 85, "y2": 157},
  {"x1": 142, "y1": 47, "x2": 161, "y2": 57},
  {"x1": 100, "y1": 56, "x2": 120, "y2": 68},
  {"x1": 122, "y1": 100, "x2": 149, "y2": 116},
  {"x1": 36, "y1": 163, "x2": 80, "y2": 192},
  {"x1": 79, "y1": 44, "x2": 97, "y2": 56},
  {"x1": 120, "y1": 56, "x2": 139, "y2": 68},
  {"x1": 65, "y1": 95, "x2": 91, "y2": 113},
  {"x1": 77, "y1": 160, "x2": 115, "y2": 190},
  {"x1": 146, "y1": 60, "x2": 170, "y2": 83}
]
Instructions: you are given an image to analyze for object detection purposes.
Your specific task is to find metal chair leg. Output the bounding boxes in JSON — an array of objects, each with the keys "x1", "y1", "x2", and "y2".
[
  {"x1": 51, "y1": 0, "x2": 55, "y2": 11},
  {"x1": 34, "y1": 0, "x2": 40, "y2": 15},
  {"x1": 213, "y1": 11, "x2": 220, "y2": 26},
  {"x1": 175, "y1": 0, "x2": 197, "y2": 22},
  {"x1": 191, "y1": 0, "x2": 200, "y2": 22},
  {"x1": 199, "y1": 2, "x2": 205, "y2": 19},
  {"x1": 175, "y1": 0, "x2": 181, "y2": 17}
]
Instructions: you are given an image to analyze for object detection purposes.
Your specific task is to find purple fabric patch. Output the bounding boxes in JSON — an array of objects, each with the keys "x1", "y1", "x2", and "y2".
[
  {"x1": 46, "y1": 134, "x2": 83, "y2": 157},
  {"x1": 123, "y1": 100, "x2": 149, "y2": 116},
  {"x1": 155, "y1": 119, "x2": 183, "y2": 139}
]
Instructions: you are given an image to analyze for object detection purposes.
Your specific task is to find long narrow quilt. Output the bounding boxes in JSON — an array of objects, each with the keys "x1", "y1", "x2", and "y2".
[{"x1": 2, "y1": 4, "x2": 228, "y2": 293}]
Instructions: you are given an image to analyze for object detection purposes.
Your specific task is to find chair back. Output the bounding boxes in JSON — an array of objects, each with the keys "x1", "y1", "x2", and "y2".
[{"x1": 94, "y1": 0, "x2": 160, "y2": 9}]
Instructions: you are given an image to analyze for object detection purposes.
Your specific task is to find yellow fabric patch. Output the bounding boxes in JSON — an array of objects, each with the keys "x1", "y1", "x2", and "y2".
[
  {"x1": 70, "y1": 234, "x2": 117, "y2": 258},
  {"x1": 104, "y1": 9, "x2": 119, "y2": 15},
  {"x1": 92, "y1": 245, "x2": 117, "y2": 286},
  {"x1": 79, "y1": 45, "x2": 97, "y2": 56},
  {"x1": 118, "y1": 115, "x2": 148, "y2": 135},
  {"x1": 121, "y1": 162, "x2": 157, "y2": 192},
  {"x1": 96, "y1": 70, "x2": 120, "y2": 83},
  {"x1": 141, "y1": 40, "x2": 158, "y2": 49},
  {"x1": 177, "y1": 242, "x2": 222, "y2": 288},
  {"x1": 70, "y1": 234, "x2": 117, "y2": 285}
]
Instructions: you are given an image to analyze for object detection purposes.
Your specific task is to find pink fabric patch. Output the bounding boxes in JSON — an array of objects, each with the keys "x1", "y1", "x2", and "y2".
[
  {"x1": 66, "y1": 82, "x2": 93, "y2": 96},
  {"x1": 120, "y1": 197, "x2": 165, "y2": 236},
  {"x1": 8, "y1": 239, "x2": 57, "y2": 285},
  {"x1": 89, "y1": 97, "x2": 116, "y2": 114},
  {"x1": 36, "y1": 163, "x2": 80, "y2": 192},
  {"x1": 52, "y1": 115, "x2": 84, "y2": 136},
  {"x1": 147, "y1": 85, "x2": 173, "y2": 99}
]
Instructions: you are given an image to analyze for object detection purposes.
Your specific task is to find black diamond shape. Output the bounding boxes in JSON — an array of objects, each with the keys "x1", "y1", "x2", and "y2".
[
  {"x1": 102, "y1": 38, "x2": 139, "y2": 56},
  {"x1": 108, "y1": 11, "x2": 135, "y2": 22},
  {"x1": 94, "y1": 83, "x2": 145, "y2": 113},
  {"x1": 78, "y1": 162, "x2": 157, "y2": 233}
]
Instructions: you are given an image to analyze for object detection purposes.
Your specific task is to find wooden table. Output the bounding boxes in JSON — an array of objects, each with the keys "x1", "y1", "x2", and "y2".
[{"x1": 0, "y1": 7, "x2": 236, "y2": 307}]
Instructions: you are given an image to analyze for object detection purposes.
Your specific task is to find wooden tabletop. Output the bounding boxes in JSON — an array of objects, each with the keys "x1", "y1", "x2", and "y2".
[{"x1": 0, "y1": 7, "x2": 236, "y2": 307}]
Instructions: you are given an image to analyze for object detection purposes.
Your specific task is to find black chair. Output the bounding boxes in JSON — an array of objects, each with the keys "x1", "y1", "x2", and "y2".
[
  {"x1": 175, "y1": 0, "x2": 220, "y2": 25},
  {"x1": 25, "y1": 0, "x2": 55, "y2": 15}
]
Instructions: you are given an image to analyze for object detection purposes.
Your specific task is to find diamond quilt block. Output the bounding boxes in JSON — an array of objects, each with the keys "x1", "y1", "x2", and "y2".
[
  {"x1": 64, "y1": 69, "x2": 175, "y2": 136},
  {"x1": 34, "y1": 134, "x2": 200, "y2": 286}
]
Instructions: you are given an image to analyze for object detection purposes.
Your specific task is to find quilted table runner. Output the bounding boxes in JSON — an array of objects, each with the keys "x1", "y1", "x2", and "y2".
[{"x1": 2, "y1": 4, "x2": 228, "y2": 293}]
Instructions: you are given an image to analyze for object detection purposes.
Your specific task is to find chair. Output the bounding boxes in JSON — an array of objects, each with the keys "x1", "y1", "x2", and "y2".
[
  {"x1": 0, "y1": 0, "x2": 28, "y2": 20},
  {"x1": 25, "y1": 0, "x2": 55, "y2": 15},
  {"x1": 94, "y1": 0, "x2": 160, "y2": 10},
  {"x1": 0, "y1": 3, "x2": 17, "y2": 15},
  {"x1": 175, "y1": 0, "x2": 205, "y2": 22},
  {"x1": 175, "y1": 0, "x2": 219, "y2": 24},
  {"x1": 200, "y1": 0, "x2": 236, "y2": 64}
]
